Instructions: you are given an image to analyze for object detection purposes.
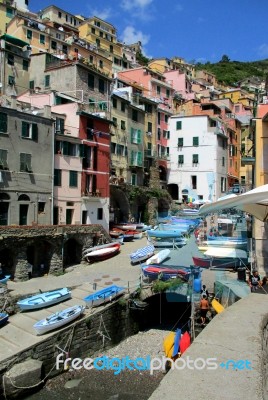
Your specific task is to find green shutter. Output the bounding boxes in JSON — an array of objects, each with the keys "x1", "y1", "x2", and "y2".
[
  {"x1": 0, "y1": 113, "x2": 7, "y2": 133},
  {"x1": 178, "y1": 155, "x2": 184, "y2": 164},
  {"x1": 137, "y1": 130, "x2": 142, "y2": 144},
  {"x1": 176, "y1": 121, "x2": 182, "y2": 130},
  {"x1": 193, "y1": 137, "x2": 199, "y2": 146},
  {"x1": 137, "y1": 151, "x2": 143, "y2": 167},
  {"x1": 131, "y1": 128, "x2": 134, "y2": 143},
  {"x1": 21, "y1": 121, "x2": 28, "y2": 137},
  {"x1": 32, "y1": 124, "x2": 38, "y2": 141},
  {"x1": 178, "y1": 137, "x2": 183, "y2": 146},
  {"x1": 130, "y1": 150, "x2": 134, "y2": 165},
  {"x1": 62, "y1": 141, "x2": 69, "y2": 155}
]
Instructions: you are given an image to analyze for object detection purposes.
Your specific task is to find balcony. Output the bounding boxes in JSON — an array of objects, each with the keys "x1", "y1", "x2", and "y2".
[{"x1": 241, "y1": 156, "x2": 255, "y2": 166}]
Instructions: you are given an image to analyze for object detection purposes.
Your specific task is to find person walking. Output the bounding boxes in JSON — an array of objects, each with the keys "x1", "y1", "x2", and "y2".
[
  {"x1": 27, "y1": 262, "x2": 33, "y2": 280},
  {"x1": 199, "y1": 295, "x2": 209, "y2": 326}
]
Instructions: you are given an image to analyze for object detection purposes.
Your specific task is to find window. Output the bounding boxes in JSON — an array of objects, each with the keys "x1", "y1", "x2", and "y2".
[
  {"x1": 88, "y1": 74, "x2": 94, "y2": 89},
  {"x1": 62, "y1": 142, "x2": 78, "y2": 156},
  {"x1": 130, "y1": 151, "x2": 143, "y2": 166},
  {"x1": 193, "y1": 137, "x2": 199, "y2": 146},
  {"x1": 222, "y1": 157, "x2": 225, "y2": 167},
  {"x1": 221, "y1": 177, "x2": 226, "y2": 192},
  {"x1": 145, "y1": 104, "x2": 152, "y2": 113},
  {"x1": 97, "y1": 208, "x2": 103, "y2": 220},
  {"x1": 131, "y1": 173, "x2": 137, "y2": 185},
  {"x1": 178, "y1": 137, "x2": 183, "y2": 147},
  {"x1": 23, "y1": 60, "x2": 29, "y2": 71},
  {"x1": 178, "y1": 155, "x2": 184, "y2": 164},
  {"x1": 58, "y1": 11, "x2": 62, "y2": 18},
  {"x1": 131, "y1": 128, "x2": 141, "y2": 144},
  {"x1": 192, "y1": 154, "x2": 199, "y2": 164},
  {"x1": 62, "y1": 45, "x2": 68, "y2": 54},
  {"x1": 26, "y1": 30, "x2": 32, "y2": 40},
  {"x1": 8, "y1": 76, "x2": 15, "y2": 85},
  {"x1": 55, "y1": 118, "x2": 64, "y2": 134},
  {"x1": 96, "y1": 38, "x2": 100, "y2": 47},
  {"x1": 110, "y1": 45, "x2": 113, "y2": 53},
  {"x1": 166, "y1": 89, "x2": 170, "y2": 98},
  {"x1": 7, "y1": 54, "x2": 14, "y2": 66},
  {"x1": 6, "y1": 7, "x2": 13, "y2": 18},
  {"x1": 44, "y1": 75, "x2": 50, "y2": 87},
  {"x1": 165, "y1": 115, "x2": 169, "y2": 123},
  {"x1": 121, "y1": 120, "x2": 126, "y2": 130},
  {"x1": 38, "y1": 202, "x2": 45, "y2": 213},
  {"x1": 113, "y1": 117, "x2": 117, "y2": 126},
  {"x1": 21, "y1": 121, "x2": 38, "y2": 141},
  {"x1": 54, "y1": 169, "x2": 61, "y2": 186},
  {"x1": 176, "y1": 121, "x2": 182, "y2": 130},
  {"x1": 157, "y1": 86, "x2": 161, "y2": 95},
  {"x1": 51, "y1": 40, "x2": 57, "y2": 50},
  {"x1": 112, "y1": 98, "x2": 117, "y2": 108},
  {"x1": 121, "y1": 102, "x2": 125, "y2": 112},
  {"x1": 99, "y1": 79, "x2": 105, "y2": 93},
  {"x1": 29, "y1": 80, "x2": 34, "y2": 90},
  {"x1": 20, "y1": 153, "x2": 32, "y2": 172},
  {"x1": 191, "y1": 175, "x2": 197, "y2": 189},
  {"x1": 69, "y1": 171, "x2": 78, "y2": 187},
  {"x1": 147, "y1": 122, "x2": 152, "y2": 133},
  {"x1": 40, "y1": 34, "x2": 45, "y2": 44},
  {"x1": 241, "y1": 176, "x2": 246, "y2": 185},
  {"x1": 132, "y1": 109, "x2": 138, "y2": 122},
  {"x1": 0, "y1": 149, "x2": 8, "y2": 169},
  {"x1": 91, "y1": 27, "x2": 95, "y2": 34},
  {"x1": 0, "y1": 113, "x2": 7, "y2": 133},
  {"x1": 56, "y1": 33, "x2": 61, "y2": 40}
]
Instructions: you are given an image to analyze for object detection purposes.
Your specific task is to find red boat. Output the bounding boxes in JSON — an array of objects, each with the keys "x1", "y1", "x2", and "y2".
[
  {"x1": 142, "y1": 265, "x2": 191, "y2": 281},
  {"x1": 192, "y1": 256, "x2": 244, "y2": 269},
  {"x1": 85, "y1": 243, "x2": 121, "y2": 262}
]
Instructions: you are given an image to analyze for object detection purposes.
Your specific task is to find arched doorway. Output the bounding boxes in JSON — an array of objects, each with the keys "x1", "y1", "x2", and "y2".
[
  {"x1": 0, "y1": 193, "x2": 10, "y2": 225},
  {"x1": 18, "y1": 194, "x2": 31, "y2": 226},
  {"x1": 63, "y1": 238, "x2": 82, "y2": 267},
  {"x1": 26, "y1": 240, "x2": 53, "y2": 277},
  {"x1": 0, "y1": 248, "x2": 15, "y2": 279},
  {"x1": 110, "y1": 187, "x2": 130, "y2": 223}
]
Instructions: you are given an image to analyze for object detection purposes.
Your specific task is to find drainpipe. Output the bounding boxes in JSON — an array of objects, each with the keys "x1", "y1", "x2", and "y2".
[{"x1": 51, "y1": 119, "x2": 55, "y2": 224}]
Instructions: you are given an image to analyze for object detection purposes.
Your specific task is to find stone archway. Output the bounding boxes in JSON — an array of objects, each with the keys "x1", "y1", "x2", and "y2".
[
  {"x1": 110, "y1": 187, "x2": 130, "y2": 223},
  {"x1": 26, "y1": 240, "x2": 53, "y2": 277},
  {"x1": 63, "y1": 238, "x2": 83, "y2": 267},
  {"x1": 0, "y1": 248, "x2": 15, "y2": 279}
]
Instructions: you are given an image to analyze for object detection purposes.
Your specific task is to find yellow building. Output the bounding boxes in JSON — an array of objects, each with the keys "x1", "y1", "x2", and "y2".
[{"x1": 0, "y1": 0, "x2": 29, "y2": 35}]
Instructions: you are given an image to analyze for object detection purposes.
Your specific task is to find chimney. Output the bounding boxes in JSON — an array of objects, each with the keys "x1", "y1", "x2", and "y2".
[{"x1": 43, "y1": 105, "x2": 51, "y2": 118}]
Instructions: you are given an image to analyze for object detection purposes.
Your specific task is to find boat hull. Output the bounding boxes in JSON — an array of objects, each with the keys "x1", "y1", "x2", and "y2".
[
  {"x1": 130, "y1": 245, "x2": 155, "y2": 264},
  {"x1": 0, "y1": 312, "x2": 9, "y2": 327},
  {"x1": 0, "y1": 275, "x2": 11, "y2": 284},
  {"x1": 84, "y1": 285, "x2": 125, "y2": 308},
  {"x1": 192, "y1": 256, "x2": 248, "y2": 269},
  {"x1": 145, "y1": 249, "x2": 171, "y2": 265},
  {"x1": 147, "y1": 230, "x2": 183, "y2": 239},
  {"x1": 34, "y1": 305, "x2": 85, "y2": 335},
  {"x1": 85, "y1": 244, "x2": 120, "y2": 262},
  {"x1": 17, "y1": 288, "x2": 71, "y2": 311}
]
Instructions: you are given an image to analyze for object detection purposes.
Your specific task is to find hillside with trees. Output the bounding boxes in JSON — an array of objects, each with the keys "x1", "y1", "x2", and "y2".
[{"x1": 194, "y1": 55, "x2": 268, "y2": 86}]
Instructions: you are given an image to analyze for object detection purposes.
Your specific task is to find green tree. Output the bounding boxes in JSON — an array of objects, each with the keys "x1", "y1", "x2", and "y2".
[{"x1": 220, "y1": 55, "x2": 230, "y2": 63}]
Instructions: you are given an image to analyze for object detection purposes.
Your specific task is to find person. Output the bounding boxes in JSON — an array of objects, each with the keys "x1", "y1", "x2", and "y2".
[
  {"x1": 27, "y1": 262, "x2": 33, "y2": 280},
  {"x1": 199, "y1": 295, "x2": 209, "y2": 325},
  {"x1": 200, "y1": 284, "x2": 209, "y2": 298},
  {"x1": 248, "y1": 270, "x2": 261, "y2": 291}
]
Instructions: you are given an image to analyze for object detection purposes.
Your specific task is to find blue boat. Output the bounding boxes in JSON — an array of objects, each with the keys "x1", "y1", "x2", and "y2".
[
  {"x1": 147, "y1": 229, "x2": 183, "y2": 239},
  {"x1": 0, "y1": 275, "x2": 11, "y2": 284},
  {"x1": 0, "y1": 312, "x2": 9, "y2": 327},
  {"x1": 17, "y1": 288, "x2": 71, "y2": 311},
  {"x1": 130, "y1": 245, "x2": 155, "y2": 264},
  {"x1": 84, "y1": 285, "x2": 125, "y2": 308}
]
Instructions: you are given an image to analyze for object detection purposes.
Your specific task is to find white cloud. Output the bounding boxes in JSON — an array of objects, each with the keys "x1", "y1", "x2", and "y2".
[
  {"x1": 258, "y1": 44, "x2": 268, "y2": 58},
  {"x1": 121, "y1": 0, "x2": 153, "y2": 11},
  {"x1": 121, "y1": 26, "x2": 150, "y2": 46},
  {"x1": 90, "y1": 8, "x2": 113, "y2": 21}
]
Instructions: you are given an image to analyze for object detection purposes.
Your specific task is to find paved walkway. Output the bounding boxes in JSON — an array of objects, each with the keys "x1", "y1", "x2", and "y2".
[{"x1": 0, "y1": 234, "x2": 220, "y2": 362}]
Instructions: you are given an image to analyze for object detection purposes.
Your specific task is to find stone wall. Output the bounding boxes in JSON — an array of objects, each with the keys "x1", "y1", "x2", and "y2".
[
  {"x1": 0, "y1": 297, "x2": 140, "y2": 398},
  {"x1": 0, "y1": 225, "x2": 111, "y2": 281}
]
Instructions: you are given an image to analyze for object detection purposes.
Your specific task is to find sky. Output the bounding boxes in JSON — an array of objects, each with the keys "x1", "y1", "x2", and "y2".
[{"x1": 30, "y1": 0, "x2": 268, "y2": 63}]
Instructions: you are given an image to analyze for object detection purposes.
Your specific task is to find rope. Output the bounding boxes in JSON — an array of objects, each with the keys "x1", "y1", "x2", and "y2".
[{"x1": 96, "y1": 315, "x2": 111, "y2": 347}]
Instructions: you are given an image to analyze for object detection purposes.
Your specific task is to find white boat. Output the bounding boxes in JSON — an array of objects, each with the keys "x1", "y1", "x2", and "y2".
[
  {"x1": 83, "y1": 285, "x2": 125, "y2": 308},
  {"x1": 130, "y1": 245, "x2": 155, "y2": 264},
  {"x1": 85, "y1": 243, "x2": 121, "y2": 262},
  {"x1": 145, "y1": 249, "x2": 171, "y2": 265},
  {"x1": 204, "y1": 247, "x2": 248, "y2": 259},
  {"x1": 34, "y1": 305, "x2": 85, "y2": 335},
  {"x1": 201, "y1": 240, "x2": 247, "y2": 249},
  {"x1": 133, "y1": 231, "x2": 143, "y2": 239},
  {"x1": 17, "y1": 288, "x2": 71, "y2": 311},
  {"x1": 83, "y1": 242, "x2": 118, "y2": 256}
]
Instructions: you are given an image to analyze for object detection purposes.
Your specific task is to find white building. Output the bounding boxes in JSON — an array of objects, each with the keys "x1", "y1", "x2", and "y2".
[{"x1": 168, "y1": 115, "x2": 228, "y2": 202}]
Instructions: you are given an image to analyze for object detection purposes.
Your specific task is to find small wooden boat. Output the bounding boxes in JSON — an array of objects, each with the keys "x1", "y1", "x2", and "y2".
[
  {"x1": 142, "y1": 265, "x2": 191, "y2": 282},
  {"x1": 17, "y1": 288, "x2": 71, "y2": 311},
  {"x1": 83, "y1": 285, "x2": 125, "y2": 308},
  {"x1": 0, "y1": 275, "x2": 11, "y2": 284},
  {"x1": 130, "y1": 245, "x2": 155, "y2": 264},
  {"x1": 85, "y1": 243, "x2": 120, "y2": 262},
  {"x1": 83, "y1": 242, "x2": 119, "y2": 256},
  {"x1": 0, "y1": 312, "x2": 9, "y2": 327},
  {"x1": 145, "y1": 249, "x2": 171, "y2": 265},
  {"x1": 34, "y1": 305, "x2": 85, "y2": 335}
]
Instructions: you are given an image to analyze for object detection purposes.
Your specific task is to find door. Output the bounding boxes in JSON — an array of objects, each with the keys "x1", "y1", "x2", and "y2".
[
  {"x1": 19, "y1": 204, "x2": 28, "y2": 225},
  {"x1": 0, "y1": 203, "x2": 9, "y2": 225},
  {"x1": 66, "y1": 209, "x2": 73, "y2": 224}
]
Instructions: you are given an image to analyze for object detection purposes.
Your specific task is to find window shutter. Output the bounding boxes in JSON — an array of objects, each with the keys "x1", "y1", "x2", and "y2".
[
  {"x1": 137, "y1": 129, "x2": 142, "y2": 144},
  {"x1": 176, "y1": 121, "x2": 182, "y2": 130},
  {"x1": 32, "y1": 124, "x2": 38, "y2": 141},
  {"x1": 193, "y1": 137, "x2": 199, "y2": 146},
  {"x1": 21, "y1": 121, "x2": 28, "y2": 137},
  {"x1": 131, "y1": 128, "x2": 134, "y2": 143},
  {"x1": 0, "y1": 113, "x2": 7, "y2": 133},
  {"x1": 62, "y1": 141, "x2": 69, "y2": 155},
  {"x1": 178, "y1": 138, "x2": 183, "y2": 147},
  {"x1": 178, "y1": 155, "x2": 184, "y2": 164},
  {"x1": 137, "y1": 151, "x2": 143, "y2": 166},
  {"x1": 130, "y1": 150, "x2": 134, "y2": 165}
]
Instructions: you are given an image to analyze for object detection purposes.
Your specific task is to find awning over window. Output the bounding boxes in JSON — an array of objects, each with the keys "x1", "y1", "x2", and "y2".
[{"x1": 1, "y1": 34, "x2": 29, "y2": 48}]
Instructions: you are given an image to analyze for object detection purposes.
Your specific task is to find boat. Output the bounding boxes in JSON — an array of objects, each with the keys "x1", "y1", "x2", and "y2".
[
  {"x1": 113, "y1": 224, "x2": 137, "y2": 231},
  {"x1": 0, "y1": 275, "x2": 11, "y2": 284},
  {"x1": 147, "y1": 229, "x2": 183, "y2": 239},
  {"x1": 142, "y1": 265, "x2": 191, "y2": 282},
  {"x1": 163, "y1": 331, "x2": 176, "y2": 358},
  {"x1": 83, "y1": 285, "x2": 125, "y2": 308},
  {"x1": 85, "y1": 243, "x2": 121, "y2": 262},
  {"x1": 199, "y1": 239, "x2": 247, "y2": 250},
  {"x1": 83, "y1": 242, "x2": 119, "y2": 256},
  {"x1": 112, "y1": 234, "x2": 124, "y2": 245},
  {"x1": 122, "y1": 233, "x2": 134, "y2": 242},
  {"x1": 149, "y1": 237, "x2": 187, "y2": 248},
  {"x1": 133, "y1": 231, "x2": 143, "y2": 239},
  {"x1": 145, "y1": 249, "x2": 171, "y2": 265},
  {"x1": 0, "y1": 312, "x2": 9, "y2": 327},
  {"x1": 33, "y1": 305, "x2": 85, "y2": 335},
  {"x1": 130, "y1": 245, "x2": 155, "y2": 264},
  {"x1": 211, "y1": 298, "x2": 225, "y2": 314},
  {"x1": 180, "y1": 331, "x2": 191, "y2": 354},
  {"x1": 172, "y1": 328, "x2": 182, "y2": 358},
  {"x1": 17, "y1": 288, "x2": 71, "y2": 311},
  {"x1": 192, "y1": 247, "x2": 249, "y2": 269},
  {"x1": 109, "y1": 229, "x2": 124, "y2": 238}
]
